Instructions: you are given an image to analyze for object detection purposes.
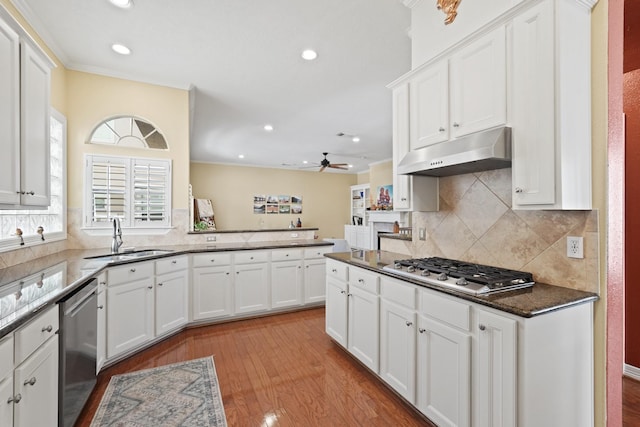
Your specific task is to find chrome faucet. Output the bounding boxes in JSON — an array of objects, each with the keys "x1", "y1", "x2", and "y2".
[{"x1": 111, "y1": 218, "x2": 123, "y2": 253}]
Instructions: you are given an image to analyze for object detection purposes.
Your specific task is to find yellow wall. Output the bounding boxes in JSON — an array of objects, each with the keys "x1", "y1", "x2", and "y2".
[
  {"x1": 65, "y1": 71, "x2": 190, "y2": 209},
  {"x1": 190, "y1": 162, "x2": 356, "y2": 239}
]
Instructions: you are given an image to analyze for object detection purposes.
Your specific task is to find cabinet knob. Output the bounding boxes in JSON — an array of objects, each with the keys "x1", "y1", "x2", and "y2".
[
  {"x1": 347, "y1": 293, "x2": 352, "y2": 297},
  {"x1": 41, "y1": 325, "x2": 53, "y2": 333},
  {"x1": 452, "y1": 122, "x2": 460, "y2": 128},
  {"x1": 147, "y1": 286, "x2": 153, "y2": 289},
  {"x1": 99, "y1": 281, "x2": 106, "y2": 285},
  {"x1": 157, "y1": 283, "x2": 163, "y2": 286},
  {"x1": 340, "y1": 290, "x2": 346, "y2": 295},
  {"x1": 358, "y1": 279, "x2": 364, "y2": 284},
  {"x1": 23, "y1": 377, "x2": 36, "y2": 386},
  {"x1": 226, "y1": 272, "x2": 229, "y2": 275},
  {"x1": 331, "y1": 269, "x2": 337, "y2": 273},
  {"x1": 250, "y1": 256, "x2": 254, "y2": 260},
  {"x1": 210, "y1": 259, "x2": 215, "y2": 263},
  {"x1": 405, "y1": 321, "x2": 413, "y2": 327},
  {"x1": 97, "y1": 305, "x2": 104, "y2": 310},
  {"x1": 479, "y1": 324, "x2": 486, "y2": 331},
  {"x1": 8, "y1": 394, "x2": 21, "y2": 404},
  {"x1": 439, "y1": 127, "x2": 445, "y2": 132},
  {"x1": 171, "y1": 260, "x2": 177, "y2": 264},
  {"x1": 418, "y1": 328, "x2": 426, "y2": 334},
  {"x1": 515, "y1": 187, "x2": 523, "y2": 194},
  {"x1": 130, "y1": 268, "x2": 136, "y2": 273},
  {"x1": 401, "y1": 197, "x2": 407, "y2": 201}
]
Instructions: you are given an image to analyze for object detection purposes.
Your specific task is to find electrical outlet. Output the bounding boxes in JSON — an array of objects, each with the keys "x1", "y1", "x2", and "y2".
[
  {"x1": 419, "y1": 228, "x2": 426, "y2": 241},
  {"x1": 567, "y1": 236, "x2": 584, "y2": 259},
  {"x1": 206, "y1": 236, "x2": 216, "y2": 242}
]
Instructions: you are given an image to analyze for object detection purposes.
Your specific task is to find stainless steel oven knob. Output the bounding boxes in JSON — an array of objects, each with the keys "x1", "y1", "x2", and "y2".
[
  {"x1": 420, "y1": 269, "x2": 430, "y2": 276},
  {"x1": 437, "y1": 272, "x2": 448, "y2": 281},
  {"x1": 394, "y1": 262, "x2": 402, "y2": 269},
  {"x1": 407, "y1": 266, "x2": 416, "y2": 273},
  {"x1": 456, "y1": 277, "x2": 468, "y2": 286}
]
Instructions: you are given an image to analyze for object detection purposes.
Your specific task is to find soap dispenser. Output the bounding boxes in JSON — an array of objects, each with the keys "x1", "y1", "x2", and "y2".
[{"x1": 296, "y1": 218, "x2": 302, "y2": 228}]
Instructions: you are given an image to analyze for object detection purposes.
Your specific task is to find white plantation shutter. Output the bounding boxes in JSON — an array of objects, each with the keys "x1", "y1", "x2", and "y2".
[
  {"x1": 132, "y1": 160, "x2": 170, "y2": 224},
  {"x1": 85, "y1": 155, "x2": 171, "y2": 228}
]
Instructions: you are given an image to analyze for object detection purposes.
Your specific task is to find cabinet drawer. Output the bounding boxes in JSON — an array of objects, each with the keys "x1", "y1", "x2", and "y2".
[
  {"x1": 304, "y1": 246, "x2": 332, "y2": 259},
  {"x1": 108, "y1": 261, "x2": 154, "y2": 286},
  {"x1": 349, "y1": 267, "x2": 379, "y2": 294},
  {"x1": 0, "y1": 334, "x2": 13, "y2": 380},
  {"x1": 192, "y1": 252, "x2": 232, "y2": 267},
  {"x1": 326, "y1": 259, "x2": 348, "y2": 282},
  {"x1": 380, "y1": 276, "x2": 416, "y2": 309},
  {"x1": 14, "y1": 304, "x2": 58, "y2": 365},
  {"x1": 234, "y1": 251, "x2": 268, "y2": 264},
  {"x1": 272, "y1": 249, "x2": 303, "y2": 262},
  {"x1": 156, "y1": 255, "x2": 188, "y2": 276},
  {"x1": 419, "y1": 290, "x2": 470, "y2": 331}
]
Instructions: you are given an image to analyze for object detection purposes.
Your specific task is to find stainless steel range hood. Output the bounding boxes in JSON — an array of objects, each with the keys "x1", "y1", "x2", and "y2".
[{"x1": 397, "y1": 127, "x2": 512, "y2": 177}]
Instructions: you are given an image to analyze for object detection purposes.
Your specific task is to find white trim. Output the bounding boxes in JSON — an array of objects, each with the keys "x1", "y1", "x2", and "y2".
[
  {"x1": 624, "y1": 363, "x2": 640, "y2": 381},
  {"x1": 80, "y1": 226, "x2": 174, "y2": 237},
  {"x1": 51, "y1": 108, "x2": 67, "y2": 237}
]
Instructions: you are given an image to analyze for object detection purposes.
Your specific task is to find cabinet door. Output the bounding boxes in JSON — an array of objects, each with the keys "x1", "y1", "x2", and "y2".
[
  {"x1": 392, "y1": 83, "x2": 412, "y2": 211},
  {"x1": 347, "y1": 285, "x2": 379, "y2": 373},
  {"x1": 304, "y1": 258, "x2": 326, "y2": 304},
  {"x1": 13, "y1": 336, "x2": 58, "y2": 427},
  {"x1": 380, "y1": 300, "x2": 416, "y2": 403},
  {"x1": 0, "y1": 19, "x2": 20, "y2": 205},
  {"x1": 511, "y1": 0, "x2": 556, "y2": 206},
  {"x1": 20, "y1": 43, "x2": 51, "y2": 207},
  {"x1": 417, "y1": 315, "x2": 471, "y2": 427},
  {"x1": 96, "y1": 287, "x2": 106, "y2": 373},
  {"x1": 271, "y1": 260, "x2": 303, "y2": 309},
  {"x1": 476, "y1": 310, "x2": 517, "y2": 427},
  {"x1": 155, "y1": 270, "x2": 188, "y2": 336},
  {"x1": 356, "y1": 226, "x2": 371, "y2": 250},
  {"x1": 107, "y1": 278, "x2": 154, "y2": 359},
  {"x1": 325, "y1": 277, "x2": 348, "y2": 346},
  {"x1": 450, "y1": 26, "x2": 506, "y2": 138},
  {"x1": 0, "y1": 375, "x2": 13, "y2": 427},
  {"x1": 410, "y1": 61, "x2": 449, "y2": 150},
  {"x1": 192, "y1": 265, "x2": 233, "y2": 320},
  {"x1": 234, "y1": 263, "x2": 269, "y2": 314}
]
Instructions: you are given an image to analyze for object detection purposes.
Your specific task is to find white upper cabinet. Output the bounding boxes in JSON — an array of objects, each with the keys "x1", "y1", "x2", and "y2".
[
  {"x1": 410, "y1": 61, "x2": 449, "y2": 150},
  {"x1": 0, "y1": 19, "x2": 20, "y2": 205},
  {"x1": 511, "y1": 0, "x2": 593, "y2": 209},
  {"x1": 0, "y1": 13, "x2": 53, "y2": 209}
]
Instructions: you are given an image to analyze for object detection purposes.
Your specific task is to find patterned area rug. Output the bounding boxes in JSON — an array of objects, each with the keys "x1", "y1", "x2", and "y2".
[{"x1": 91, "y1": 357, "x2": 227, "y2": 427}]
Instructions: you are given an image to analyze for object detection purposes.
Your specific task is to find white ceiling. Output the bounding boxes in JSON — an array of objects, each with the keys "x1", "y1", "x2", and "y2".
[{"x1": 12, "y1": 0, "x2": 412, "y2": 173}]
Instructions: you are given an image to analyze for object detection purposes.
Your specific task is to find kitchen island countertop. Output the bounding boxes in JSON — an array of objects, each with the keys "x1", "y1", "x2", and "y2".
[
  {"x1": 0, "y1": 239, "x2": 333, "y2": 338},
  {"x1": 327, "y1": 250, "x2": 599, "y2": 318}
]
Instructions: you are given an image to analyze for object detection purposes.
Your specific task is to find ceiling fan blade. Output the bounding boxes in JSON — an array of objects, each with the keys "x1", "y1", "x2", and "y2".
[
  {"x1": 330, "y1": 163, "x2": 349, "y2": 167},
  {"x1": 329, "y1": 164, "x2": 349, "y2": 170},
  {"x1": 319, "y1": 165, "x2": 327, "y2": 172}
]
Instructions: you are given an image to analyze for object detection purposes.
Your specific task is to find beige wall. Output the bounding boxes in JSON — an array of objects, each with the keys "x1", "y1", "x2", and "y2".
[
  {"x1": 368, "y1": 160, "x2": 393, "y2": 197},
  {"x1": 65, "y1": 71, "x2": 190, "y2": 209},
  {"x1": 190, "y1": 162, "x2": 356, "y2": 239}
]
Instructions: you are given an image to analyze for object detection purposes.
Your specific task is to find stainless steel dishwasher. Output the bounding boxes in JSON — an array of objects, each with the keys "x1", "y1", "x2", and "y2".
[{"x1": 58, "y1": 278, "x2": 98, "y2": 427}]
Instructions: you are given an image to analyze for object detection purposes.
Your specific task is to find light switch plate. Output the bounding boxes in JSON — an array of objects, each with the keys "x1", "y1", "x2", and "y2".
[{"x1": 419, "y1": 228, "x2": 426, "y2": 241}]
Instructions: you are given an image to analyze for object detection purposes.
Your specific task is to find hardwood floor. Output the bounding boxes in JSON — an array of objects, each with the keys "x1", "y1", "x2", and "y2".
[
  {"x1": 624, "y1": 376, "x2": 640, "y2": 427},
  {"x1": 75, "y1": 308, "x2": 434, "y2": 426}
]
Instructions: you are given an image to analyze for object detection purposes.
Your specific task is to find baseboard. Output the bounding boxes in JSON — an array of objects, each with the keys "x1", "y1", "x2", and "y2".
[{"x1": 624, "y1": 363, "x2": 640, "y2": 381}]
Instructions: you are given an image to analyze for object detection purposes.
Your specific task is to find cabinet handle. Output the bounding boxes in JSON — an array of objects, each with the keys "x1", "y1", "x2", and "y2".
[
  {"x1": 401, "y1": 197, "x2": 407, "y2": 201},
  {"x1": 405, "y1": 321, "x2": 413, "y2": 327},
  {"x1": 130, "y1": 268, "x2": 136, "y2": 273},
  {"x1": 479, "y1": 324, "x2": 486, "y2": 331},
  {"x1": 99, "y1": 281, "x2": 106, "y2": 285},
  {"x1": 97, "y1": 305, "x2": 104, "y2": 310},
  {"x1": 285, "y1": 254, "x2": 289, "y2": 257},
  {"x1": 331, "y1": 269, "x2": 337, "y2": 273},
  {"x1": 347, "y1": 293, "x2": 352, "y2": 297},
  {"x1": 171, "y1": 260, "x2": 177, "y2": 264},
  {"x1": 226, "y1": 272, "x2": 229, "y2": 275},
  {"x1": 147, "y1": 286, "x2": 153, "y2": 289},
  {"x1": 8, "y1": 394, "x2": 21, "y2": 404},
  {"x1": 157, "y1": 283, "x2": 163, "y2": 286},
  {"x1": 418, "y1": 328, "x2": 426, "y2": 334},
  {"x1": 250, "y1": 256, "x2": 254, "y2": 260},
  {"x1": 515, "y1": 187, "x2": 523, "y2": 194},
  {"x1": 210, "y1": 259, "x2": 215, "y2": 263},
  {"x1": 358, "y1": 279, "x2": 364, "y2": 284},
  {"x1": 452, "y1": 122, "x2": 460, "y2": 128},
  {"x1": 41, "y1": 325, "x2": 53, "y2": 333},
  {"x1": 439, "y1": 127, "x2": 445, "y2": 132},
  {"x1": 18, "y1": 191, "x2": 35, "y2": 195},
  {"x1": 23, "y1": 377, "x2": 36, "y2": 386}
]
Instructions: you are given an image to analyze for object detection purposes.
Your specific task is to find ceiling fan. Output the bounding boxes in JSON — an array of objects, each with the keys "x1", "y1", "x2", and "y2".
[{"x1": 315, "y1": 152, "x2": 349, "y2": 172}]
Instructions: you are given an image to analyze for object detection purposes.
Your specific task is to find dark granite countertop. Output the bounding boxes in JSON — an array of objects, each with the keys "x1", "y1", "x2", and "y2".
[
  {"x1": 187, "y1": 227, "x2": 318, "y2": 234},
  {"x1": 326, "y1": 250, "x2": 599, "y2": 318},
  {"x1": 378, "y1": 233, "x2": 412, "y2": 241},
  {"x1": 0, "y1": 240, "x2": 333, "y2": 338}
]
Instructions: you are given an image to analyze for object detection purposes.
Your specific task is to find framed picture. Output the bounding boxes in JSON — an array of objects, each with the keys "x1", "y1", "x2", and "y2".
[
  {"x1": 376, "y1": 185, "x2": 393, "y2": 208},
  {"x1": 279, "y1": 204, "x2": 291, "y2": 214},
  {"x1": 266, "y1": 204, "x2": 279, "y2": 214},
  {"x1": 291, "y1": 204, "x2": 302, "y2": 214},
  {"x1": 278, "y1": 195, "x2": 291, "y2": 204},
  {"x1": 291, "y1": 195, "x2": 302, "y2": 204}
]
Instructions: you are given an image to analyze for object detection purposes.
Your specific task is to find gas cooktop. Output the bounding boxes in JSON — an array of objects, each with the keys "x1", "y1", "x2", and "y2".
[{"x1": 382, "y1": 257, "x2": 534, "y2": 295}]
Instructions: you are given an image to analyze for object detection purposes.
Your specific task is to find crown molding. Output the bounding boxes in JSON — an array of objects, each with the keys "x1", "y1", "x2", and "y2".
[{"x1": 402, "y1": 0, "x2": 423, "y2": 10}]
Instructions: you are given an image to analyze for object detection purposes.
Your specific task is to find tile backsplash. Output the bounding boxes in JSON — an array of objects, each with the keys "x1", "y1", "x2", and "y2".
[{"x1": 382, "y1": 168, "x2": 599, "y2": 293}]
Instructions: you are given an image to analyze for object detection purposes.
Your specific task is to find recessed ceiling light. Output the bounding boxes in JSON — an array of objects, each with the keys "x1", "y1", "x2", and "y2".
[
  {"x1": 348, "y1": 164, "x2": 353, "y2": 168},
  {"x1": 301, "y1": 49, "x2": 318, "y2": 61},
  {"x1": 352, "y1": 136, "x2": 360, "y2": 143},
  {"x1": 111, "y1": 44, "x2": 131, "y2": 55},
  {"x1": 303, "y1": 160, "x2": 308, "y2": 164},
  {"x1": 238, "y1": 154, "x2": 245, "y2": 159},
  {"x1": 109, "y1": 0, "x2": 133, "y2": 8},
  {"x1": 263, "y1": 124, "x2": 274, "y2": 131}
]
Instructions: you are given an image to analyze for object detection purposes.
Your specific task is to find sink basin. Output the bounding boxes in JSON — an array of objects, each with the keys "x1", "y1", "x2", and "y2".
[{"x1": 84, "y1": 249, "x2": 174, "y2": 262}]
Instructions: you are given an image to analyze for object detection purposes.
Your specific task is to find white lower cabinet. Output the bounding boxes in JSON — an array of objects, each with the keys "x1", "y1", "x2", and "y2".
[
  {"x1": 155, "y1": 270, "x2": 189, "y2": 336},
  {"x1": 326, "y1": 260, "x2": 595, "y2": 427},
  {"x1": 234, "y1": 251, "x2": 270, "y2": 314},
  {"x1": 96, "y1": 273, "x2": 106, "y2": 374},
  {"x1": 1, "y1": 305, "x2": 59, "y2": 427},
  {"x1": 192, "y1": 264, "x2": 233, "y2": 320},
  {"x1": 271, "y1": 259, "x2": 303, "y2": 309}
]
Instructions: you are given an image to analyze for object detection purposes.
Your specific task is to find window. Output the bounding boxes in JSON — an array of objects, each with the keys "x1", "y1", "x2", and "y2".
[
  {"x1": 0, "y1": 110, "x2": 66, "y2": 250},
  {"x1": 84, "y1": 155, "x2": 172, "y2": 230}
]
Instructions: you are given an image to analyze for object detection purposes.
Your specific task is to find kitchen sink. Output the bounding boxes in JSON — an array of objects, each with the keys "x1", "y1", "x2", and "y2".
[{"x1": 84, "y1": 249, "x2": 174, "y2": 262}]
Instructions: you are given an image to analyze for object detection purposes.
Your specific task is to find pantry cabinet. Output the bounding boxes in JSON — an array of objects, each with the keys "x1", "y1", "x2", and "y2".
[{"x1": 0, "y1": 13, "x2": 53, "y2": 208}]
